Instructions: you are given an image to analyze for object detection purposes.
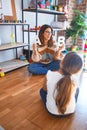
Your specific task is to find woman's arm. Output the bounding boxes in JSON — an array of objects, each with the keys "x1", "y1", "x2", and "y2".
[
  {"x1": 31, "y1": 43, "x2": 42, "y2": 62},
  {"x1": 54, "y1": 44, "x2": 65, "y2": 60}
]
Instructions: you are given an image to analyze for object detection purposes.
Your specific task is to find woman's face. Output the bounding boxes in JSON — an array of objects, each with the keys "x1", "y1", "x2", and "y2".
[{"x1": 43, "y1": 28, "x2": 52, "y2": 42}]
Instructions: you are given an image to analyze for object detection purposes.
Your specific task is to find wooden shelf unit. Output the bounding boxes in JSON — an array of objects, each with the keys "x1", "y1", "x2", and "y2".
[
  {"x1": 0, "y1": 59, "x2": 29, "y2": 73},
  {"x1": 0, "y1": 23, "x2": 30, "y2": 73},
  {"x1": 22, "y1": 0, "x2": 65, "y2": 35},
  {"x1": 22, "y1": 8, "x2": 65, "y2": 15}
]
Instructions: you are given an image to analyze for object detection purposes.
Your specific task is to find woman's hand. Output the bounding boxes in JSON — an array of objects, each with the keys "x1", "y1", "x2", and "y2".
[
  {"x1": 54, "y1": 44, "x2": 65, "y2": 60},
  {"x1": 32, "y1": 43, "x2": 42, "y2": 62},
  {"x1": 54, "y1": 50, "x2": 64, "y2": 60},
  {"x1": 33, "y1": 43, "x2": 38, "y2": 55},
  {"x1": 58, "y1": 43, "x2": 65, "y2": 51}
]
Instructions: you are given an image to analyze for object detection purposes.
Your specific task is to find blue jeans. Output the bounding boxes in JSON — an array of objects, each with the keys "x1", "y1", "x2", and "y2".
[
  {"x1": 40, "y1": 88, "x2": 47, "y2": 107},
  {"x1": 28, "y1": 60, "x2": 60, "y2": 75}
]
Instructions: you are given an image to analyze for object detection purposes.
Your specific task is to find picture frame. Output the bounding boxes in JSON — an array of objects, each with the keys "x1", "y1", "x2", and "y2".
[
  {"x1": 0, "y1": 0, "x2": 2, "y2": 9},
  {"x1": 4, "y1": 0, "x2": 17, "y2": 21}
]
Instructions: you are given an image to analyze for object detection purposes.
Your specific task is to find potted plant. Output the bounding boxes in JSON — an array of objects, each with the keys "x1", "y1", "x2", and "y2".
[{"x1": 66, "y1": 10, "x2": 87, "y2": 50}]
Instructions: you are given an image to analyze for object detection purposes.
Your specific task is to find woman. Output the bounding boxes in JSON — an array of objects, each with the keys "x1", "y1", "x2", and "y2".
[
  {"x1": 40, "y1": 52, "x2": 83, "y2": 116},
  {"x1": 29, "y1": 24, "x2": 64, "y2": 75}
]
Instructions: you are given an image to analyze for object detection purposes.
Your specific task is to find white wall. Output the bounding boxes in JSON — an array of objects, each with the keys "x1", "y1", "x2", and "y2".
[
  {"x1": 0, "y1": 0, "x2": 54, "y2": 62},
  {"x1": 0, "y1": 0, "x2": 22, "y2": 62}
]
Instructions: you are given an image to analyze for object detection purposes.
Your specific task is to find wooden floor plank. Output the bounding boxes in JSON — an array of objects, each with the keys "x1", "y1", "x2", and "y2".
[{"x1": 0, "y1": 67, "x2": 87, "y2": 130}]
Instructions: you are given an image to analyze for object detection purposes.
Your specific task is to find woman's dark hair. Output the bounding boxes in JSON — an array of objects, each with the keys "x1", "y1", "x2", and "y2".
[
  {"x1": 38, "y1": 24, "x2": 54, "y2": 47},
  {"x1": 55, "y1": 52, "x2": 83, "y2": 114}
]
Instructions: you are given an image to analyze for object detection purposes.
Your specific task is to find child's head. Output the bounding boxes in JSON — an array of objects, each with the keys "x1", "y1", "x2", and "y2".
[{"x1": 61, "y1": 52, "x2": 83, "y2": 75}]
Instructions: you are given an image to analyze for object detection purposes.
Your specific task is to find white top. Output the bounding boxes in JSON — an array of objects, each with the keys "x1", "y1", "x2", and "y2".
[{"x1": 46, "y1": 70, "x2": 81, "y2": 115}]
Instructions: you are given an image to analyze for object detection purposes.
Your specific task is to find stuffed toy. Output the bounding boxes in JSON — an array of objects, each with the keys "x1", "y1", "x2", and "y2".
[{"x1": 29, "y1": 0, "x2": 44, "y2": 8}]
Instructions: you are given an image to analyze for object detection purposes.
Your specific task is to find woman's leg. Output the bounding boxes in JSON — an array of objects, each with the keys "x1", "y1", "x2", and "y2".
[
  {"x1": 40, "y1": 88, "x2": 47, "y2": 106},
  {"x1": 28, "y1": 60, "x2": 60, "y2": 75},
  {"x1": 28, "y1": 63, "x2": 48, "y2": 75},
  {"x1": 46, "y1": 60, "x2": 61, "y2": 71}
]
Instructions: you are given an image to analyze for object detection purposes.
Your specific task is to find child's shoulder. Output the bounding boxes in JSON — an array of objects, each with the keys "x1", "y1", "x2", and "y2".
[
  {"x1": 47, "y1": 70, "x2": 61, "y2": 77},
  {"x1": 46, "y1": 70, "x2": 62, "y2": 82}
]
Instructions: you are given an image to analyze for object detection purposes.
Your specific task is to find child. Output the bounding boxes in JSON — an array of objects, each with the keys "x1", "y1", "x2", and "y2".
[{"x1": 40, "y1": 52, "x2": 83, "y2": 116}]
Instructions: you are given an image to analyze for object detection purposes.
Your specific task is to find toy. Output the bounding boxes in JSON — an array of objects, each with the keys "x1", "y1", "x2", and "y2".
[
  {"x1": 30, "y1": 26, "x2": 41, "y2": 31},
  {"x1": 0, "y1": 67, "x2": 5, "y2": 77},
  {"x1": 11, "y1": 33, "x2": 15, "y2": 45},
  {"x1": 19, "y1": 55, "x2": 26, "y2": 61},
  {"x1": 46, "y1": 0, "x2": 50, "y2": 9},
  {"x1": 58, "y1": 36, "x2": 65, "y2": 51},
  {"x1": 83, "y1": 39, "x2": 87, "y2": 71},
  {"x1": 33, "y1": 35, "x2": 41, "y2": 45},
  {"x1": 29, "y1": 0, "x2": 44, "y2": 8}
]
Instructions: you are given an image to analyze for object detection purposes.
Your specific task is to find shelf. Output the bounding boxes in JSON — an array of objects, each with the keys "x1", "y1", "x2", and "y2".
[
  {"x1": 0, "y1": 59, "x2": 29, "y2": 73},
  {"x1": 23, "y1": 8, "x2": 65, "y2": 15},
  {"x1": 24, "y1": 28, "x2": 65, "y2": 32},
  {"x1": 0, "y1": 42, "x2": 29, "y2": 51},
  {"x1": 53, "y1": 28, "x2": 66, "y2": 31},
  {"x1": 0, "y1": 23, "x2": 29, "y2": 26},
  {"x1": 0, "y1": 21, "x2": 30, "y2": 73}
]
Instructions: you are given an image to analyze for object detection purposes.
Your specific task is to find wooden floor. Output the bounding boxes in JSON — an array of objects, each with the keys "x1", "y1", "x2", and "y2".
[{"x1": 0, "y1": 67, "x2": 87, "y2": 130}]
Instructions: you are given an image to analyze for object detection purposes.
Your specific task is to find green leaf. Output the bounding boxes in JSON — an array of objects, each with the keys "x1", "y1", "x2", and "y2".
[{"x1": 65, "y1": 9, "x2": 87, "y2": 45}]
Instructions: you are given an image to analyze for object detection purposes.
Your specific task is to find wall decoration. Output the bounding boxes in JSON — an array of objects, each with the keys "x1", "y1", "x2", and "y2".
[
  {"x1": 83, "y1": 39, "x2": 87, "y2": 71},
  {"x1": 0, "y1": 0, "x2": 2, "y2": 9},
  {"x1": 4, "y1": 0, "x2": 17, "y2": 21}
]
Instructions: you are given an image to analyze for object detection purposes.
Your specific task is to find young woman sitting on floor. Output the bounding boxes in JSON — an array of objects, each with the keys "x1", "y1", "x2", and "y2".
[{"x1": 29, "y1": 24, "x2": 65, "y2": 75}]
